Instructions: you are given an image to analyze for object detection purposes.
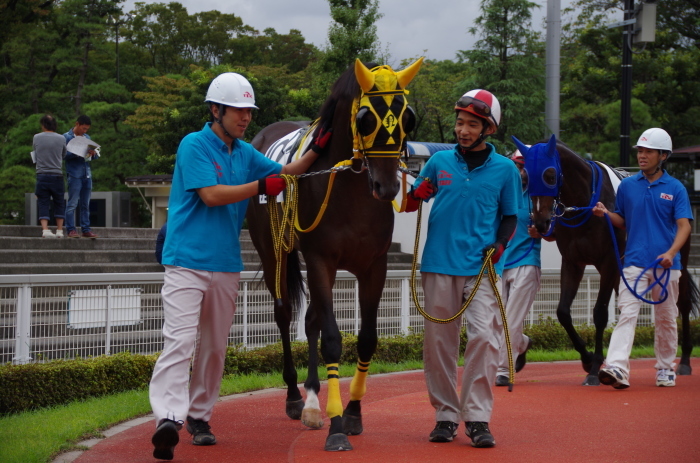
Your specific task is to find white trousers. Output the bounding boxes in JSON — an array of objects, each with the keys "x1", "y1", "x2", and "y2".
[
  {"x1": 149, "y1": 266, "x2": 240, "y2": 426},
  {"x1": 422, "y1": 272, "x2": 503, "y2": 424},
  {"x1": 605, "y1": 266, "x2": 680, "y2": 377},
  {"x1": 497, "y1": 265, "x2": 541, "y2": 375}
]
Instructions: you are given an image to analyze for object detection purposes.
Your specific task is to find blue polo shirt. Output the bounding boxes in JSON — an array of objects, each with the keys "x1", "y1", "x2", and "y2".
[
  {"x1": 503, "y1": 189, "x2": 541, "y2": 270},
  {"x1": 417, "y1": 143, "x2": 521, "y2": 276},
  {"x1": 162, "y1": 123, "x2": 282, "y2": 272},
  {"x1": 615, "y1": 171, "x2": 693, "y2": 270}
]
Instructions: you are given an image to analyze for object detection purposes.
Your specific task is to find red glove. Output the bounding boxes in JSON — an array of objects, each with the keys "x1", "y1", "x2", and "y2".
[
  {"x1": 482, "y1": 243, "x2": 505, "y2": 264},
  {"x1": 310, "y1": 126, "x2": 333, "y2": 154},
  {"x1": 258, "y1": 175, "x2": 286, "y2": 196},
  {"x1": 412, "y1": 181, "x2": 437, "y2": 200}
]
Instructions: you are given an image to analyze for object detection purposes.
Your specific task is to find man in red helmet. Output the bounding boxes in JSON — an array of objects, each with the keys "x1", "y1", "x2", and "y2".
[{"x1": 405, "y1": 89, "x2": 521, "y2": 447}]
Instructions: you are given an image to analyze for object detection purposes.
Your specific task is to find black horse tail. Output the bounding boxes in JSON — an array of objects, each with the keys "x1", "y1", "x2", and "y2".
[
  {"x1": 287, "y1": 248, "x2": 306, "y2": 313},
  {"x1": 683, "y1": 268, "x2": 700, "y2": 318}
]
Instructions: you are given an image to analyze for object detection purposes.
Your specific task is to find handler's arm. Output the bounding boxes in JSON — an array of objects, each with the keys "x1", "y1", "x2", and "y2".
[
  {"x1": 592, "y1": 201, "x2": 625, "y2": 229},
  {"x1": 281, "y1": 148, "x2": 321, "y2": 176},
  {"x1": 196, "y1": 182, "x2": 259, "y2": 207},
  {"x1": 657, "y1": 218, "x2": 691, "y2": 268}
]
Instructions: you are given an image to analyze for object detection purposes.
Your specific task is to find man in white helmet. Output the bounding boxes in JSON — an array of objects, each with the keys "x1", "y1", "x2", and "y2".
[
  {"x1": 593, "y1": 128, "x2": 692, "y2": 390},
  {"x1": 404, "y1": 89, "x2": 520, "y2": 448},
  {"x1": 149, "y1": 72, "x2": 331, "y2": 461}
]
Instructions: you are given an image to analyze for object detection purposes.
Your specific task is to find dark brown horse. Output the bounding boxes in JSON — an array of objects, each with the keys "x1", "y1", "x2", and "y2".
[
  {"x1": 246, "y1": 59, "x2": 422, "y2": 451},
  {"x1": 513, "y1": 136, "x2": 698, "y2": 385}
]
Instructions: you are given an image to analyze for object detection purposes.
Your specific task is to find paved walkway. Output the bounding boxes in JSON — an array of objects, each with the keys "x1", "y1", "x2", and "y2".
[{"x1": 57, "y1": 359, "x2": 700, "y2": 463}]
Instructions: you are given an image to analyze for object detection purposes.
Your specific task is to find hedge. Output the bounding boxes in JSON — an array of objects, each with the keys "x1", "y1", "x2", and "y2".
[{"x1": 1, "y1": 319, "x2": 698, "y2": 415}]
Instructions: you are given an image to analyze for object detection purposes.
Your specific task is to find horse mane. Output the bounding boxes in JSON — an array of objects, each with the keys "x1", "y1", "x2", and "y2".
[{"x1": 316, "y1": 61, "x2": 379, "y2": 126}]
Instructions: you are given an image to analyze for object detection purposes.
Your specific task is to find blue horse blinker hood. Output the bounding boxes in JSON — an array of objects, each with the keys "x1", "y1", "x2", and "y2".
[{"x1": 512, "y1": 134, "x2": 562, "y2": 197}]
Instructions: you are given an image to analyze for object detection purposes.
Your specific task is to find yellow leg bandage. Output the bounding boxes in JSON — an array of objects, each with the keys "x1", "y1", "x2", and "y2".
[
  {"x1": 326, "y1": 363, "x2": 343, "y2": 419},
  {"x1": 349, "y1": 361, "x2": 370, "y2": 401}
]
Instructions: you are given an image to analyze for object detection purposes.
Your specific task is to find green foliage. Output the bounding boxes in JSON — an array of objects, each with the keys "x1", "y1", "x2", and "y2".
[
  {"x1": 0, "y1": 165, "x2": 35, "y2": 224},
  {"x1": 0, "y1": 352, "x2": 155, "y2": 415}
]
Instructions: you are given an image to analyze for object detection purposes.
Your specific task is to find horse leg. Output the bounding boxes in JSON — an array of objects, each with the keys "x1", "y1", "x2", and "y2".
[
  {"x1": 343, "y1": 262, "x2": 385, "y2": 436},
  {"x1": 556, "y1": 261, "x2": 597, "y2": 383},
  {"x1": 246, "y1": 202, "x2": 304, "y2": 418},
  {"x1": 587, "y1": 262, "x2": 619, "y2": 386},
  {"x1": 677, "y1": 266, "x2": 697, "y2": 375}
]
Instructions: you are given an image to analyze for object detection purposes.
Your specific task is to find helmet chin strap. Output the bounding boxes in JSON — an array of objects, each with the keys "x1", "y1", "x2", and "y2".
[
  {"x1": 458, "y1": 130, "x2": 487, "y2": 153},
  {"x1": 215, "y1": 103, "x2": 236, "y2": 141}
]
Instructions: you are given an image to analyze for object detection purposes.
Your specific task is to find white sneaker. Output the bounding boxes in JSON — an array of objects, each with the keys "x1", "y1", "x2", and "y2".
[
  {"x1": 42, "y1": 229, "x2": 56, "y2": 238},
  {"x1": 656, "y1": 369, "x2": 676, "y2": 387},
  {"x1": 55, "y1": 229, "x2": 64, "y2": 238},
  {"x1": 598, "y1": 366, "x2": 630, "y2": 389}
]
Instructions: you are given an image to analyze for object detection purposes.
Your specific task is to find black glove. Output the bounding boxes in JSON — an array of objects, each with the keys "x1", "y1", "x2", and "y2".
[{"x1": 310, "y1": 125, "x2": 333, "y2": 154}]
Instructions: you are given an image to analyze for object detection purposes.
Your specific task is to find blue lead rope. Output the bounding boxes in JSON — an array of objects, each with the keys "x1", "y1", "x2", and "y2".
[
  {"x1": 603, "y1": 212, "x2": 670, "y2": 304},
  {"x1": 504, "y1": 238, "x2": 535, "y2": 267}
]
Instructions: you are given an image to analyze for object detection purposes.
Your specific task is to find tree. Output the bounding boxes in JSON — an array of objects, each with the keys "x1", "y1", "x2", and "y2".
[
  {"x1": 317, "y1": 0, "x2": 383, "y2": 77},
  {"x1": 456, "y1": 0, "x2": 545, "y2": 153},
  {"x1": 0, "y1": 165, "x2": 35, "y2": 224}
]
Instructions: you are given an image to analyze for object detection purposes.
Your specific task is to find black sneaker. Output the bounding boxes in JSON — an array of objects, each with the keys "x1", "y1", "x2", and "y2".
[
  {"x1": 186, "y1": 416, "x2": 217, "y2": 445},
  {"x1": 429, "y1": 421, "x2": 458, "y2": 442},
  {"x1": 495, "y1": 375, "x2": 510, "y2": 387},
  {"x1": 465, "y1": 421, "x2": 495, "y2": 448},
  {"x1": 152, "y1": 419, "x2": 180, "y2": 460}
]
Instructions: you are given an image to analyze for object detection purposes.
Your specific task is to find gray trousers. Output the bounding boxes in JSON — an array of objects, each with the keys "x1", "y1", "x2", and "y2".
[
  {"x1": 149, "y1": 266, "x2": 240, "y2": 426},
  {"x1": 498, "y1": 265, "x2": 541, "y2": 375},
  {"x1": 422, "y1": 272, "x2": 503, "y2": 424}
]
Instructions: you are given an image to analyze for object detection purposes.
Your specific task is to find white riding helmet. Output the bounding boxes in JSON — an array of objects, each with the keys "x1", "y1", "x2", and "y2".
[
  {"x1": 634, "y1": 128, "x2": 672, "y2": 152},
  {"x1": 205, "y1": 72, "x2": 258, "y2": 109},
  {"x1": 455, "y1": 89, "x2": 501, "y2": 131}
]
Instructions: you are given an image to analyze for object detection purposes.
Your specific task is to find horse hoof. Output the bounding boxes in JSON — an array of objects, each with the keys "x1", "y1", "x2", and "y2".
[
  {"x1": 342, "y1": 414, "x2": 363, "y2": 435},
  {"x1": 677, "y1": 364, "x2": 692, "y2": 376},
  {"x1": 582, "y1": 374, "x2": 600, "y2": 386},
  {"x1": 325, "y1": 433, "x2": 353, "y2": 451},
  {"x1": 301, "y1": 408, "x2": 324, "y2": 429},
  {"x1": 286, "y1": 399, "x2": 305, "y2": 420}
]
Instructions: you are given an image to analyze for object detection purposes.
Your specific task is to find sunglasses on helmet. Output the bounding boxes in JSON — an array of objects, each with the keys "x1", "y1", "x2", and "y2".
[{"x1": 455, "y1": 96, "x2": 492, "y2": 118}]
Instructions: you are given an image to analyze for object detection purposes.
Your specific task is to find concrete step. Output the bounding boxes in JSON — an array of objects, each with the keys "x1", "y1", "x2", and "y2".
[{"x1": 0, "y1": 225, "x2": 160, "y2": 239}]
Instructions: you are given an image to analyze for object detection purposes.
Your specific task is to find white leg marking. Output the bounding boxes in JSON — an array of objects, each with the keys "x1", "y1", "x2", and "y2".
[{"x1": 304, "y1": 388, "x2": 320, "y2": 410}]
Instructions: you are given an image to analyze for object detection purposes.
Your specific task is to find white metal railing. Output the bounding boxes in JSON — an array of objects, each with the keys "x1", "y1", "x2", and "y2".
[{"x1": 1, "y1": 269, "x2": 695, "y2": 365}]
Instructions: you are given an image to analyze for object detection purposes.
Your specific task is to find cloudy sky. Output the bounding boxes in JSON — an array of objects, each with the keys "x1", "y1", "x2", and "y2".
[{"x1": 121, "y1": 0, "x2": 590, "y2": 64}]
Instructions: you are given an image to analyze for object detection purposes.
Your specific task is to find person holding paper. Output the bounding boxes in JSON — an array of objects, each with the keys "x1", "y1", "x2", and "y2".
[
  {"x1": 64, "y1": 115, "x2": 99, "y2": 239},
  {"x1": 33, "y1": 114, "x2": 67, "y2": 238}
]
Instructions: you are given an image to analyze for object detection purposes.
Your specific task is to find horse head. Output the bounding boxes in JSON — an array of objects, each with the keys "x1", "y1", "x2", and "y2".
[
  {"x1": 512, "y1": 134, "x2": 562, "y2": 235},
  {"x1": 349, "y1": 58, "x2": 423, "y2": 200}
]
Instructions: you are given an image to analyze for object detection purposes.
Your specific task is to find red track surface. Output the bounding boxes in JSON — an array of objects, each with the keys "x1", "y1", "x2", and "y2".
[{"x1": 72, "y1": 359, "x2": 700, "y2": 463}]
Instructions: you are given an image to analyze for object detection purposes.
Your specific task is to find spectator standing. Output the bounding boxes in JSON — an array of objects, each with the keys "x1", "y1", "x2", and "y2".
[
  {"x1": 64, "y1": 114, "x2": 98, "y2": 239},
  {"x1": 405, "y1": 89, "x2": 520, "y2": 447},
  {"x1": 155, "y1": 222, "x2": 167, "y2": 265},
  {"x1": 33, "y1": 115, "x2": 67, "y2": 238},
  {"x1": 149, "y1": 72, "x2": 331, "y2": 461},
  {"x1": 593, "y1": 128, "x2": 692, "y2": 389}
]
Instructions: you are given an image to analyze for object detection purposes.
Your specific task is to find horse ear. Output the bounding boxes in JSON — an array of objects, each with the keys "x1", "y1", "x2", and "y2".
[
  {"x1": 546, "y1": 134, "x2": 557, "y2": 158},
  {"x1": 355, "y1": 59, "x2": 376, "y2": 93},
  {"x1": 396, "y1": 57, "x2": 424, "y2": 89},
  {"x1": 511, "y1": 135, "x2": 530, "y2": 158}
]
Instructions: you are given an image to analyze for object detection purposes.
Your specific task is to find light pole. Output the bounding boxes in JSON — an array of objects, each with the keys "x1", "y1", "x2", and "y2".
[{"x1": 108, "y1": 14, "x2": 132, "y2": 84}]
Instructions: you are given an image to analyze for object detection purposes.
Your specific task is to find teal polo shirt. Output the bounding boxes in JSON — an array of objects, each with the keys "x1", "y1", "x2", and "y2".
[
  {"x1": 162, "y1": 123, "x2": 282, "y2": 272},
  {"x1": 616, "y1": 171, "x2": 693, "y2": 270},
  {"x1": 417, "y1": 143, "x2": 521, "y2": 276},
  {"x1": 503, "y1": 188, "x2": 541, "y2": 270}
]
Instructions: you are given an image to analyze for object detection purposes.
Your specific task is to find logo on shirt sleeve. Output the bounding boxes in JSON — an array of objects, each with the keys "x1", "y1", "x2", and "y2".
[
  {"x1": 660, "y1": 193, "x2": 673, "y2": 201},
  {"x1": 213, "y1": 161, "x2": 223, "y2": 177},
  {"x1": 438, "y1": 170, "x2": 453, "y2": 186}
]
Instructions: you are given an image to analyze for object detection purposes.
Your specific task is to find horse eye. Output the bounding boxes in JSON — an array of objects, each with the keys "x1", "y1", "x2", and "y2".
[
  {"x1": 356, "y1": 107, "x2": 377, "y2": 136},
  {"x1": 542, "y1": 167, "x2": 557, "y2": 188},
  {"x1": 403, "y1": 105, "x2": 416, "y2": 134}
]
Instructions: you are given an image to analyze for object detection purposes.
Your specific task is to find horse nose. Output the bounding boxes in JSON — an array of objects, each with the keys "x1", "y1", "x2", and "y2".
[
  {"x1": 538, "y1": 219, "x2": 551, "y2": 235},
  {"x1": 373, "y1": 178, "x2": 400, "y2": 201}
]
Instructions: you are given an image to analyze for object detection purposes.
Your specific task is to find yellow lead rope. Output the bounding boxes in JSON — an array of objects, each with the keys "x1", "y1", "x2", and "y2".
[{"x1": 410, "y1": 200, "x2": 515, "y2": 390}]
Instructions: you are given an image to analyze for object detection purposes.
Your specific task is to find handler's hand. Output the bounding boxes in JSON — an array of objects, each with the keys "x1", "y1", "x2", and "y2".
[
  {"x1": 592, "y1": 201, "x2": 608, "y2": 217},
  {"x1": 258, "y1": 175, "x2": 286, "y2": 196},
  {"x1": 482, "y1": 242, "x2": 505, "y2": 264}
]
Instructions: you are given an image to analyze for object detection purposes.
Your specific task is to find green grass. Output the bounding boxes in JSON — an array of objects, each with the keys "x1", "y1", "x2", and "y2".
[{"x1": 0, "y1": 351, "x2": 688, "y2": 463}]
